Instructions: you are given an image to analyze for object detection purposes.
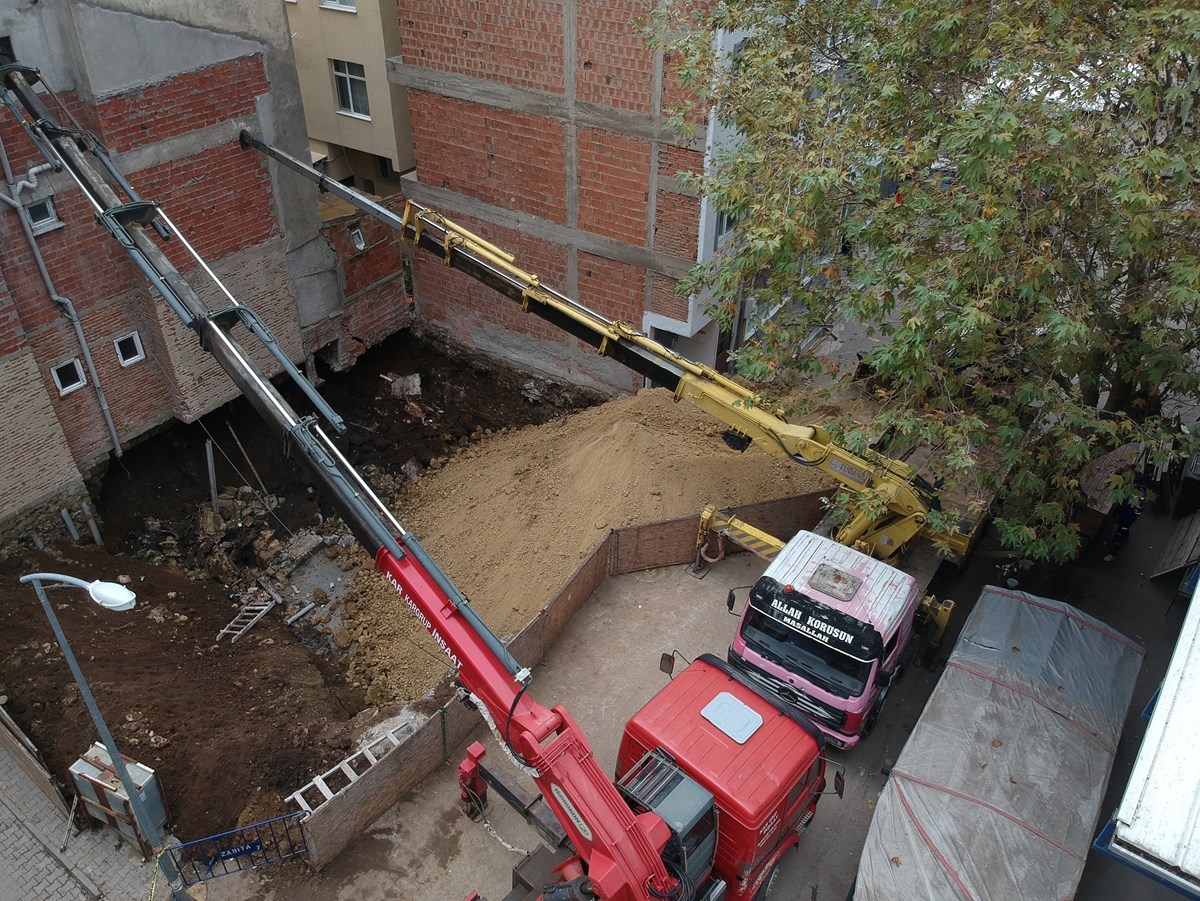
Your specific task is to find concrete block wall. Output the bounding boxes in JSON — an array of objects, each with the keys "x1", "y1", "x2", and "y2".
[{"x1": 390, "y1": 0, "x2": 705, "y2": 391}]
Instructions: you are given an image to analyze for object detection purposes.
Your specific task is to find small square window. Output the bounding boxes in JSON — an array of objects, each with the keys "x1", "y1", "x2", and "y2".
[
  {"x1": 114, "y1": 331, "x2": 145, "y2": 367},
  {"x1": 348, "y1": 225, "x2": 366, "y2": 252},
  {"x1": 26, "y1": 197, "x2": 62, "y2": 236},
  {"x1": 361, "y1": 177, "x2": 376, "y2": 195},
  {"x1": 377, "y1": 155, "x2": 403, "y2": 181},
  {"x1": 52, "y1": 359, "x2": 86, "y2": 396}
]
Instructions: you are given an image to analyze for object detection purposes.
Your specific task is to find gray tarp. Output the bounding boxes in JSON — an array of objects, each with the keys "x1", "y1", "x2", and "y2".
[{"x1": 855, "y1": 586, "x2": 1144, "y2": 901}]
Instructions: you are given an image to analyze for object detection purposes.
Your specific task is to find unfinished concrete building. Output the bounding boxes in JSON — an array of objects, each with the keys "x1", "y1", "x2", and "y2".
[{"x1": 387, "y1": 1, "x2": 727, "y2": 393}]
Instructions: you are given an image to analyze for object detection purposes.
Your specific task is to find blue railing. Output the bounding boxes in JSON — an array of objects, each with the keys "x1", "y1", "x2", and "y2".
[{"x1": 165, "y1": 812, "x2": 307, "y2": 885}]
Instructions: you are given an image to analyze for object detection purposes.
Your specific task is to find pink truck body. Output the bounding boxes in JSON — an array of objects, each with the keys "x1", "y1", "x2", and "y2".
[{"x1": 727, "y1": 531, "x2": 921, "y2": 749}]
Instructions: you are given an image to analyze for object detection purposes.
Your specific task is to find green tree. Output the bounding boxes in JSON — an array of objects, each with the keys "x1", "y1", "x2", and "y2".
[{"x1": 651, "y1": 0, "x2": 1200, "y2": 562}]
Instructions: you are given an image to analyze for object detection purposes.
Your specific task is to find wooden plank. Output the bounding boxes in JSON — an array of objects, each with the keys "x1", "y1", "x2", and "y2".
[
  {"x1": 1154, "y1": 511, "x2": 1200, "y2": 579},
  {"x1": 0, "y1": 710, "x2": 70, "y2": 819}
]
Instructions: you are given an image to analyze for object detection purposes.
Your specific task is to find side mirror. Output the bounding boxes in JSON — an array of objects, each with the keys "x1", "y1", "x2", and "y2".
[
  {"x1": 875, "y1": 669, "x2": 894, "y2": 689},
  {"x1": 727, "y1": 589, "x2": 737, "y2": 614},
  {"x1": 835, "y1": 770, "x2": 845, "y2": 799},
  {"x1": 659, "y1": 653, "x2": 675, "y2": 677}
]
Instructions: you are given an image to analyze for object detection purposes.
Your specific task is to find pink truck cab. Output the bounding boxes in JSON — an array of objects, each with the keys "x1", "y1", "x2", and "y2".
[{"x1": 726, "y1": 531, "x2": 921, "y2": 749}]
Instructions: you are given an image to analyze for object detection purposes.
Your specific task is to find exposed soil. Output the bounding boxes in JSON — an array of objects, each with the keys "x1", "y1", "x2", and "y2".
[{"x1": 0, "y1": 327, "x2": 831, "y2": 844}]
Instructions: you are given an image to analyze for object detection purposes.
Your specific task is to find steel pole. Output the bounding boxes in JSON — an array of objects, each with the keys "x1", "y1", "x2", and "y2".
[{"x1": 22, "y1": 575, "x2": 187, "y2": 899}]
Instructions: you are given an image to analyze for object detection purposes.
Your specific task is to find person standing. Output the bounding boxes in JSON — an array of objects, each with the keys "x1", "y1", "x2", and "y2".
[{"x1": 1104, "y1": 482, "x2": 1147, "y2": 561}]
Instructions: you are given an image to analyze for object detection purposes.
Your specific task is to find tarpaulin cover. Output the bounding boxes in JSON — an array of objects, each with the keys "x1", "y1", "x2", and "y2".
[{"x1": 855, "y1": 586, "x2": 1144, "y2": 901}]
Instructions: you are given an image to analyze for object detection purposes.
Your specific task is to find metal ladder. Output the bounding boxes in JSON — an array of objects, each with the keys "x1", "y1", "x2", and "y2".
[{"x1": 216, "y1": 586, "x2": 281, "y2": 642}]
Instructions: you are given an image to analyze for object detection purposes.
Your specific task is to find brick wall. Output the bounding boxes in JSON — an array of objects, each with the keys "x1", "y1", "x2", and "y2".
[
  {"x1": 398, "y1": 2, "x2": 709, "y2": 388},
  {"x1": 327, "y1": 212, "x2": 416, "y2": 367},
  {"x1": 412, "y1": 213, "x2": 570, "y2": 345},
  {"x1": 0, "y1": 50, "x2": 312, "y2": 532},
  {"x1": 93, "y1": 57, "x2": 266, "y2": 153},
  {"x1": 0, "y1": 351, "x2": 87, "y2": 525},
  {"x1": 408, "y1": 92, "x2": 568, "y2": 224},
  {"x1": 577, "y1": 2, "x2": 656, "y2": 112},
  {"x1": 577, "y1": 128, "x2": 650, "y2": 245},
  {"x1": 398, "y1": 0, "x2": 565, "y2": 92}
]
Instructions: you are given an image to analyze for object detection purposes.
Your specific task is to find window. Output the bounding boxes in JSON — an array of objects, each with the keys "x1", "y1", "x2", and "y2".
[
  {"x1": 26, "y1": 196, "x2": 62, "y2": 235},
  {"x1": 0, "y1": 36, "x2": 13, "y2": 65},
  {"x1": 52, "y1": 359, "x2": 86, "y2": 396},
  {"x1": 332, "y1": 59, "x2": 370, "y2": 118},
  {"x1": 348, "y1": 225, "x2": 366, "y2": 252},
  {"x1": 361, "y1": 177, "x2": 376, "y2": 195},
  {"x1": 377, "y1": 155, "x2": 403, "y2": 181},
  {"x1": 713, "y1": 207, "x2": 738, "y2": 252},
  {"x1": 321, "y1": 0, "x2": 356, "y2": 8},
  {"x1": 114, "y1": 331, "x2": 145, "y2": 367}
]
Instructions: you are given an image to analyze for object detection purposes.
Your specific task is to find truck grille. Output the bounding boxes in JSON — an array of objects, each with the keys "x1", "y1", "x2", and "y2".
[{"x1": 727, "y1": 654, "x2": 847, "y2": 730}]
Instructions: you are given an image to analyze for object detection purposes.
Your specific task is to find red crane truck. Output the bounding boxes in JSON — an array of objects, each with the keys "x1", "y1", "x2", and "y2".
[{"x1": 1, "y1": 60, "x2": 841, "y2": 901}]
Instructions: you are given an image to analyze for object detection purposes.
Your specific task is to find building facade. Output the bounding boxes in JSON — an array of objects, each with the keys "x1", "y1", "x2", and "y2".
[
  {"x1": 0, "y1": 0, "x2": 409, "y2": 539},
  {"x1": 285, "y1": 0, "x2": 415, "y2": 195},
  {"x1": 384, "y1": 0, "x2": 727, "y2": 393}
]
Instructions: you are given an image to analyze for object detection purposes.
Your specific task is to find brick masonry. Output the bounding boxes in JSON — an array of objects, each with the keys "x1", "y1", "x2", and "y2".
[
  {"x1": 397, "y1": 0, "x2": 706, "y2": 376},
  {"x1": 0, "y1": 47, "x2": 328, "y2": 535}
]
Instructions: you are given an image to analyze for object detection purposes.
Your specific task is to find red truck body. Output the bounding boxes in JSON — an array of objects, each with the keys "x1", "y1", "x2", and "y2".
[{"x1": 618, "y1": 654, "x2": 828, "y2": 901}]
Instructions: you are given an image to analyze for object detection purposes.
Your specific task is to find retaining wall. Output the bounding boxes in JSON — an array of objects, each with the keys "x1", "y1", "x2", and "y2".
[{"x1": 301, "y1": 491, "x2": 825, "y2": 868}]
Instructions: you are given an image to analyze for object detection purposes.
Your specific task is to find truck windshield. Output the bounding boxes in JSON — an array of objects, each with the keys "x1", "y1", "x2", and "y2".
[{"x1": 742, "y1": 607, "x2": 873, "y2": 699}]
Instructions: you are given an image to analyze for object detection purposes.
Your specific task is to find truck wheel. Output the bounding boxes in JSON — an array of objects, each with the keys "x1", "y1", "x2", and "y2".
[
  {"x1": 861, "y1": 698, "x2": 885, "y2": 738},
  {"x1": 754, "y1": 864, "x2": 780, "y2": 901}
]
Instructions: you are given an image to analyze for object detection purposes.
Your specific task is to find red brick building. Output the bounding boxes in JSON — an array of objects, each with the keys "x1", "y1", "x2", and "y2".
[
  {"x1": 389, "y1": 1, "x2": 723, "y2": 393},
  {"x1": 0, "y1": 3, "x2": 408, "y2": 540}
]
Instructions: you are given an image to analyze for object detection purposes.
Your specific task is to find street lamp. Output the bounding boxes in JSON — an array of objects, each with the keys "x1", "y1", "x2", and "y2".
[{"x1": 19, "y1": 572, "x2": 181, "y2": 892}]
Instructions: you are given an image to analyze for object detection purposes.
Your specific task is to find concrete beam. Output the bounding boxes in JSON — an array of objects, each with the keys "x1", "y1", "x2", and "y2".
[
  {"x1": 401, "y1": 181, "x2": 695, "y2": 281},
  {"x1": 387, "y1": 61, "x2": 703, "y2": 152}
]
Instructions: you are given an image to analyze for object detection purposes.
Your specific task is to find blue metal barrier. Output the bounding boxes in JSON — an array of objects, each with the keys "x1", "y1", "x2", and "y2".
[{"x1": 165, "y1": 812, "x2": 307, "y2": 885}]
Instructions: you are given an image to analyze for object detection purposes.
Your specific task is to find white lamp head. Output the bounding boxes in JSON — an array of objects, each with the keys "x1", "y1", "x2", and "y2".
[{"x1": 87, "y1": 580, "x2": 136, "y2": 611}]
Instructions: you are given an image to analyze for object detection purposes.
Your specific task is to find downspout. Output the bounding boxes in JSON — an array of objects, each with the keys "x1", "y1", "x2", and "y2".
[{"x1": 0, "y1": 135, "x2": 123, "y2": 456}]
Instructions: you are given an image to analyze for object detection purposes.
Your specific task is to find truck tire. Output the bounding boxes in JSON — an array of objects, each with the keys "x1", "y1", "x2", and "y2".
[
  {"x1": 754, "y1": 864, "x2": 780, "y2": 901},
  {"x1": 860, "y1": 696, "x2": 886, "y2": 738}
]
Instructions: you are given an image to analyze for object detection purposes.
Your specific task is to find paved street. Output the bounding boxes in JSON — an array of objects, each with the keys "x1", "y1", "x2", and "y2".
[{"x1": 0, "y1": 742, "x2": 160, "y2": 901}]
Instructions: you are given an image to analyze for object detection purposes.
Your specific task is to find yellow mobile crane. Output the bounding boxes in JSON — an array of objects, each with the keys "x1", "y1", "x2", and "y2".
[{"x1": 239, "y1": 132, "x2": 979, "y2": 567}]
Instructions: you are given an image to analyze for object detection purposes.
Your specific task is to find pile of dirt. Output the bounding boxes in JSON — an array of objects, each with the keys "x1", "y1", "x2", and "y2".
[
  {"x1": 0, "y1": 335, "x2": 832, "y2": 843},
  {"x1": 338, "y1": 388, "x2": 833, "y2": 706}
]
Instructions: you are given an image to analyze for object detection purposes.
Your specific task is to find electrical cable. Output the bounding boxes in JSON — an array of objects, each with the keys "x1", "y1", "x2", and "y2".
[
  {"x1": 460, "y1": 783, "x2": 529, "y2": 856},
  {"x1": 504, "y1": 681, "x2": 534, "y2": 768}
]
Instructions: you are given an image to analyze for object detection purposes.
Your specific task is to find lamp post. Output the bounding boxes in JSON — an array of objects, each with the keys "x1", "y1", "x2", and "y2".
[{"x1": 20, "y1": 572, "x2": 185, "y2": 899}]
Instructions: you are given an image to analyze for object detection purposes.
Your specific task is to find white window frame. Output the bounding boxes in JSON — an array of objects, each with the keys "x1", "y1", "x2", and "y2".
[
  {"x1": 113, "y1": 330, "x2": 145, "y2": 367},
  {"x1": 332, "y1": 59, "x2": 370, "y2": 119},
  {"x1": 320, "y1": 0, "x2": 356, "y2": 9},
  {"x1": 51, "y1": 358, "x2": 86, "y2": 396},
  {"x1": 26, "y1": 196, "x2": 63, "y2": 236}
]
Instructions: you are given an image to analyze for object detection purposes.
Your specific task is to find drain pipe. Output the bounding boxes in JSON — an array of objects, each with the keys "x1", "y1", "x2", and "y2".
[{"x1": 0, "y1": 136, "x2": 123, "y2": 456}]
